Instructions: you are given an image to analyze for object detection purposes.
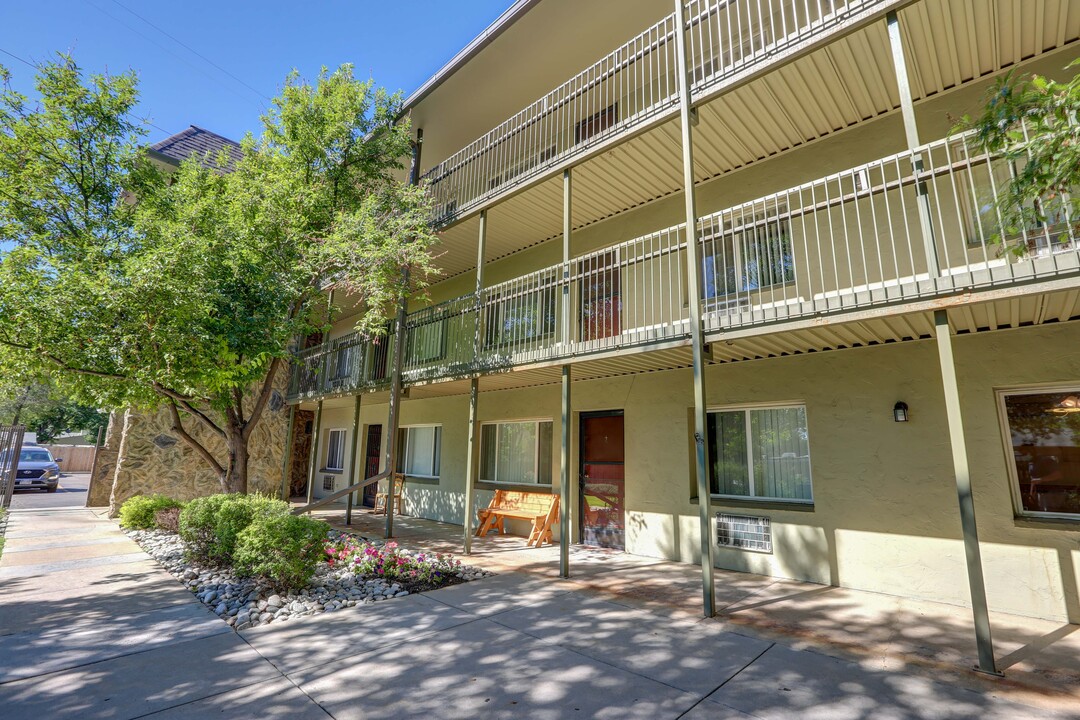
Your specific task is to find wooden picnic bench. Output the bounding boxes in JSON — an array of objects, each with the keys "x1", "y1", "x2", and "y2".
[{"x1": 475, "y1": 490, "x2": 559, "y2": 548}]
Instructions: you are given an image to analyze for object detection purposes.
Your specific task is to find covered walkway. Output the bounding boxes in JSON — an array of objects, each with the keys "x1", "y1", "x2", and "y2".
[{"x1": 314, "y1": 507, "x2": 1080, "y2": 712}]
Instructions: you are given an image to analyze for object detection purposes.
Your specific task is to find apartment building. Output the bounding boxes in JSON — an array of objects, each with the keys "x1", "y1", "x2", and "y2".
[{"x1": 283, "y1": 0, "x2": 1080, "y2": 674}]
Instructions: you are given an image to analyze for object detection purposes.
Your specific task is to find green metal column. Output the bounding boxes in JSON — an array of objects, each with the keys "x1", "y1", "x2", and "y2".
[
  {"x1": 463, "y1": 210, "x2": 487, "y2": 554},
  {"x1": 305, "y1": 400, "x2": 323, "y2": 506},
  {"x1": 279, "y1": 405, "x2": 296, "y2": 500},
  {"x1": 345, "y1": 394, "x2": 362, "y2": 526},
  {"x1": 886, "y1": 10, "x2": 939, "y2": 278},
  {"x1": 674, "y1": 0, "x2": 716, "y2": 618},
  {"x1": 934, "y1": 309, "x2": 998, "y2": 674},
  {"x1": 560, "y1": 168, "x2": 573, "y2": 579}
]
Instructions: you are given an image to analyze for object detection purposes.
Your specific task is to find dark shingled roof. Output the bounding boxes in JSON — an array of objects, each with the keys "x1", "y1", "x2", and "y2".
[{"x1": 149, "y1": 125, "x2": 242, "y2": 171}]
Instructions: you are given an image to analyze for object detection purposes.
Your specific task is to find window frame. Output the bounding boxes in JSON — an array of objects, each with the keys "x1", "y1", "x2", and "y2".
[
  {"x1": 700, "y1": 207, "x2": 796, "y2": 309},
  {"x1": 324, "y1": 428, "x2": 347, "y2": 472},
  {"x1": 397, "y1": 424, "x2": 442, "y2": 480},
  {"x1": 706, "y1": 401, "x2": 813, "y2": 505},
  {"x1": 479, "y1": 418, "x2": 554, "y2": 486},
  {"x1": 483, "y1": 271, "x2": 559, "y2": 351},
  {"x1": 995, "y1": 384, "x2": 1080, "y2": 522}
]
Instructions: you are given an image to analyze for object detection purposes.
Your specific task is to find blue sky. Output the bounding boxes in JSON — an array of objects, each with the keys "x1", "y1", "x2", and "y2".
[{"x1": 1, "y1": 0, "x2": 512, "y2": 144}]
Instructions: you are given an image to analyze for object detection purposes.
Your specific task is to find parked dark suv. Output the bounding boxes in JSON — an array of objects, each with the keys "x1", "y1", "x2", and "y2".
[{"x1": 11, "y1": 445, "x2": 63, "y2": 492}]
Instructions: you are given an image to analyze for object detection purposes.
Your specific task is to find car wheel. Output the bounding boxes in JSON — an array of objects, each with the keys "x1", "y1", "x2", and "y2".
[{"x1": 46, "y1": 484, "x2": 58, "y2": 493}]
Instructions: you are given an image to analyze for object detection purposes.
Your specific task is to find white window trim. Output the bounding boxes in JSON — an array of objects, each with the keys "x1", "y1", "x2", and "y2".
[
  {"x1": 399, "y1": 424, "x2": 442, "y2": 480},
  {"x1": 706, "y1": 401, "x2": 813, "y2": 504},
  {"x1": 480, "y1": 418, "x2": 554, "y2": 485},
  {"x1": 995, "y1": 384, "x2": 1080, "y2": 523},
  {"x1": 324, "y1": 428, "x2": 347, "y2": 472}
]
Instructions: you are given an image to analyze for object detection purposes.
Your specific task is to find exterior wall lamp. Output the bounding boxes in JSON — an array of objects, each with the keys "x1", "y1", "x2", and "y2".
[{"x1": 893, "y1": 401, "x2": 909, "y2": 422}]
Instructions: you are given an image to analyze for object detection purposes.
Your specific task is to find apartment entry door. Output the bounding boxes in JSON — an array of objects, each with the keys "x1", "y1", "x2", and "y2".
[
  {"x1": 362, "y1": 424, "x2": 382, "y2": 507},
  {"x1": 579, "y1": 410, "x2": 625, "y2": 550}
]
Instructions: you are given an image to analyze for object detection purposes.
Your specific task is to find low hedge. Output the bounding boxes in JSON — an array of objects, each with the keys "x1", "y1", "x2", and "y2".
[
  {"x1": 119, "y1": 494, "x2": 183, "y2": 530},
  {"x1": 178, "y1": 493, "x2": 289, "y2": 565},
  {"x1": 233, "y1": 513, "x2": 330, "y2": 588}
]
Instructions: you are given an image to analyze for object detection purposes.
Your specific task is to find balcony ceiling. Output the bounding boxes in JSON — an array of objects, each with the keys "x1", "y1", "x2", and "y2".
[{"x1": 428, "y1": 0, "x2": 1080, "y2": 284}]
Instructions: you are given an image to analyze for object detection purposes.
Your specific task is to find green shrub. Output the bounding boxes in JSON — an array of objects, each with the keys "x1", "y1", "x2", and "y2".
[
  {"x1": 234, "y1": 514, "x2": 329, "y2": 588},
  {"x1": 179, "y1": 493, "x2": 289, "y2": 565},
  {"x1": 119, "y1": 494, "x2": 183, "y2": 530}
]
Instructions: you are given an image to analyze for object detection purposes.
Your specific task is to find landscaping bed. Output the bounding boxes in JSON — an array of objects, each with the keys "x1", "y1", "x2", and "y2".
[{"x1": 120, "y1": 493, "x2": 491, "y2": 631}]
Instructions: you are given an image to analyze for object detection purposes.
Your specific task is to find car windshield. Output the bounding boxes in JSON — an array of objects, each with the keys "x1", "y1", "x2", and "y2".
[{"x1": 19, "y1": 449, "x2": 52, "y2": 463}]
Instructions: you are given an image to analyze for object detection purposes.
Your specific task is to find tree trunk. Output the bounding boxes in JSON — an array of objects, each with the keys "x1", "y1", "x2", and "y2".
[
  {"x1": 224, "y1": 424, "x2": 249, "y2": 494},
  {"x1": 107, "y1": 409, "x2": 134, "y2": 518}
]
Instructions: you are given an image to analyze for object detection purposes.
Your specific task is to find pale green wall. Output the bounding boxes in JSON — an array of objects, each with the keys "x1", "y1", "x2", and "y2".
[{"x1": 333, "y1": 321, "x2": 1080, "y2": 623}]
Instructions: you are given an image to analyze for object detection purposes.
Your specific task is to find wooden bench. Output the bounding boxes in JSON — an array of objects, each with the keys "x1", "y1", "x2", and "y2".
[{"x1": 475, "y1": 490, "x2": 559, "y2": 548}]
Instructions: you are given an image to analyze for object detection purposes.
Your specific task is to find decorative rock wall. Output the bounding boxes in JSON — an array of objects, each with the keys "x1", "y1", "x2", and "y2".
[{"x1": 86, "y1": 369, "x2": 290, "y2": 514}]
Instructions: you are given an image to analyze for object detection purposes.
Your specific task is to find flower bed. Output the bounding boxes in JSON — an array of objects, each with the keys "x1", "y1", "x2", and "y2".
[{"x1": 121, "y1": 492, "x2": 491, "y2": 631}]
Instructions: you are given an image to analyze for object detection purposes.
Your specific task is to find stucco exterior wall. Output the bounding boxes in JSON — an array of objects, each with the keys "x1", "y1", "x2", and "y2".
[{"x1": 335, "y1": 321, "x2": 1080, "y2": 623}]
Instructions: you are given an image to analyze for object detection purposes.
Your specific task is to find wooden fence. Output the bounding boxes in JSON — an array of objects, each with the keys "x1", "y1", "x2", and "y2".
[{"x1": 44, "y1": 445, "x2": 97, "y2": 473}]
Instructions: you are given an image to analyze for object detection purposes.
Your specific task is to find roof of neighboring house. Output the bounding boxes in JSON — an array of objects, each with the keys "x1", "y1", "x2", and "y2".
[{"x1": 148, "y1": 125, "x2": 242, "y2": 171}]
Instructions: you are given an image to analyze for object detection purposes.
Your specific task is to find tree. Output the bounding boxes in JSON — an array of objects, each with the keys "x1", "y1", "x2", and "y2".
[
  {"x1": 960, "y1": 59, "x2": 1080, "y2": 254},
  {"x1": 0, "y1": 56, "x2": 437, "y2": 493},
  {"x1": 0, "y1": 374, "x2": 107, "y2": 442}
]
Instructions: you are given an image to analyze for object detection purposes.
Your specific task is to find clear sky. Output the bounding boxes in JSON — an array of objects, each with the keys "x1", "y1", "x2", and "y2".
[{"x1": 1, "y1": 0, "x2": 513, "y2": 144}]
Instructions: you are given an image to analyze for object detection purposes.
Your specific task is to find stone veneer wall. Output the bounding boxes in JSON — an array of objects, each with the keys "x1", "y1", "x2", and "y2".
[{"x1": 86, "y1": 369, "x2": 290, "y2": 514}]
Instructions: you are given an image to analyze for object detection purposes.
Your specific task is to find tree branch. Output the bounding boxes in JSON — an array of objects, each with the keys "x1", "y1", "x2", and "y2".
[
  {"x1": 166, "y1": 400, "x2": 225, "y2": 484},
  {"x1": 242, "y1": 356, "x2": 281, "y2": 443},
  {"x1": 0, "y1": 337, "x2": 130, "y2": 381}
]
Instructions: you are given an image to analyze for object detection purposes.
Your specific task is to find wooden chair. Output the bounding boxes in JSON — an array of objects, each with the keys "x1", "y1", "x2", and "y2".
[
  {"x1": 374, "y1": 473, "x2": 405, "y2": 515},
  {"x1": 475, "y1": 490, "x2": 559, "y2": 547}
]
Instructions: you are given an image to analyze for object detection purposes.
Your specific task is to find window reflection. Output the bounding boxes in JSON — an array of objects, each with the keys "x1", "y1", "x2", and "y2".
[{"x1": 1004, "y1": 391, "x2": 1080, "y2": 516}]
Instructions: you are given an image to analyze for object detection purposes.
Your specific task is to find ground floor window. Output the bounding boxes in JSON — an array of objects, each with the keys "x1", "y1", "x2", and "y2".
[
  {"x1": 324, "y1": 428, "x2": 346, "y2": 471},
  {"x1": 480, "y1": 420, "x2": 553, "y2": 485},
  {"x1": 396, "y1": 425, "x2": 441, "y2": 479},
  {"x1": 1000, "y1": 387, "x2": 1080, "y2": 518},
  {"x1": 706, "y1": 404, "x2": 812, "y2": 502}
]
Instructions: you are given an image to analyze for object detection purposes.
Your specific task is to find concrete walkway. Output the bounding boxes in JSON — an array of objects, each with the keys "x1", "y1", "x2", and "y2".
[{"x1": 0, "y1": 508, "x2": 1074, "y2": 719}]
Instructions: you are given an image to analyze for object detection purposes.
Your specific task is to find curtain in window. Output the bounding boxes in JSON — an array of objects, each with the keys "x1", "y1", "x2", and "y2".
[
  {"x1": 480, "y1": 422, "x2": 553, "y2": 484},
  {"x1": 751, "y1": 407, "x2": 812, "y2": 500},
  {"x1": 326, "y1": 430, "x2": 345, "y2": 470},
  {"x1": 399, "y1": 426, "x2": 440, "y2": 477}
]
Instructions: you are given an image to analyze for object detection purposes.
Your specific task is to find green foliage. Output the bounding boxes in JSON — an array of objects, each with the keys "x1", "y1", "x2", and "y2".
[
  {"x1": 0, "y1": 57, "x2": 437, "y2": 492},
  {"x1": 233, "y1": 514, "x2": 329, "y2": 588},
  {"x1": 119, "y1": 494, "x2": 183, "y2": 530},
  {"x1": 957, "y1": 59, "x2": 1080, "y2": 254},
  {"x1": 178, "y1": 493, "x2": 288, "y2": 565}
]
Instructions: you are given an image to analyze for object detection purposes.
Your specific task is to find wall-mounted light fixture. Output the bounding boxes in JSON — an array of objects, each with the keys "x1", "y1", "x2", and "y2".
[{"x1": 893, "y1": 401, "x2": 909, "y2": 423}]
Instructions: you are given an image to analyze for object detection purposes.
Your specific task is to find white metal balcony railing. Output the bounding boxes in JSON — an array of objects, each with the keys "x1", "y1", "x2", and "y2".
[
  {"x1": 421, "y1": 0, "x2": 882, "y2": 226},
  {"x1": 288, "y1": 128, "x2": 1080, "y2": 401}
]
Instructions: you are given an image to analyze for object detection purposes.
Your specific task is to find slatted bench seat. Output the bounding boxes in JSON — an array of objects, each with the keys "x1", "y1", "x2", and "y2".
[{"x1": 475, "y1": 490, "x2": 559, "y2": 548}]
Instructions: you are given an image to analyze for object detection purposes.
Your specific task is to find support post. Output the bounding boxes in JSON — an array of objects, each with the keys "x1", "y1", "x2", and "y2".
[
  {"x1": 345, "y1": 394, "x2": 362, "y2": 525},
  {"x1": 306, "y1": 400, "x2": 323, "y2": 506},
  {"x1": 383, "y1": 128, "x2": 423, "y2": 539},
  {"x1": 279, "y1": 405, "x2": 296, "y2": 500},
  {"x1": 560, "y1": 167, "x2": 573, "y2": 578},
  {"x1": 674, "y1": 0, "x2": 716, "y2": 618},
  {"x1": 463, "y1": 209, "x2": 487, "y2": 554},
  {"x1": 886, "y1": 10, "x2": 939, "y2": 277},
  {"x1": 934, "y1": 310, "x2": 998, "y2": 674}
]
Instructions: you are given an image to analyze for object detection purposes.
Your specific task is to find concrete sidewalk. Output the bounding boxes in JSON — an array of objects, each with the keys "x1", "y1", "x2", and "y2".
[{"x1": 0, "y1": 508, "x2": 1073, "y2": 719}]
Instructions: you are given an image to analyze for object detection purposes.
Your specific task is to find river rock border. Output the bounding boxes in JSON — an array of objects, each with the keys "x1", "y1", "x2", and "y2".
[{"x1": 125, "y1": 528, "x2": 491, "y2": 630}]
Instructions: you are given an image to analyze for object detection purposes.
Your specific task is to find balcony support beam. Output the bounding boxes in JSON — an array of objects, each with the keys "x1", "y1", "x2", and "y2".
[
  {"x1": 934, "y1": 309, "x2": 998, "y2": 675},
  {"x1": 345, "y1": 393, "x2": 362, "y2": 526},
  {"x1": 674, "y1": 0, "x2": 715, "y2": 618},
  {"x1": 560, "y1": 168, "x2": 573, "y2": 579},
  {"x1": 305, "y1": 400, "x2": 323, "y2": 506},
  {"x1": 463, "y1": 209, "x2": 487, "y2": 555},
  {"x1": 886, "y1": 10, "x2": 939, "y2": 278}
]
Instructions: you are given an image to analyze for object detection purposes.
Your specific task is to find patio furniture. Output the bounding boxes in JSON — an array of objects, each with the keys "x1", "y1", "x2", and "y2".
[
  {"x1": 475, "y1": 490, "x2": 559, "y2": 547},
  {"x1": 374, "y1": 473, "x2": 405, "y2": 515}
]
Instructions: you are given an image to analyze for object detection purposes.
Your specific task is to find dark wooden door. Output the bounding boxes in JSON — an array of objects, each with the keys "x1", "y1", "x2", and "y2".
[
  {"x1": 579, "y1": 411, "x2": 625, "y2": 550},
  {"x1": 363, "y1": 424, "x2": 382, "y2": 507}
]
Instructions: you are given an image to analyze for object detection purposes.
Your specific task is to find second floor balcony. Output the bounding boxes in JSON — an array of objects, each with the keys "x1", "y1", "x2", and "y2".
[{"x1": 289, "y1": 128, "x2": 1080, "y2": 402}]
